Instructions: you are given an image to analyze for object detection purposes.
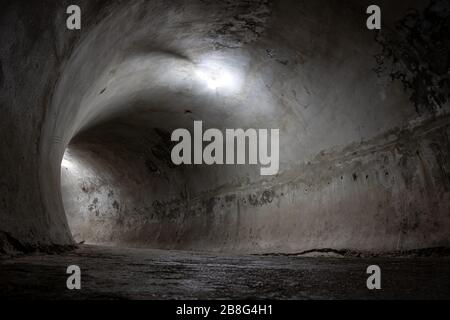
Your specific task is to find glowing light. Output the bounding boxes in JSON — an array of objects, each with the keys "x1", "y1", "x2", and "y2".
[
  {"x1": 61, "y1": 158, "x2": 74, "y2": 169},
  {"x1": 196, "y1": 69, "x2": 234, "y2": 90},
  {"x1": 195, "y1": 60, "x2": 241, "y2": 92}
]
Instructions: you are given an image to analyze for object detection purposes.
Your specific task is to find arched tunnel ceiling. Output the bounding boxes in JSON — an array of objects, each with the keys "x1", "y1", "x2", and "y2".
[{"x1": 53, "y1": 0, "x2": 417, "y2": 172}]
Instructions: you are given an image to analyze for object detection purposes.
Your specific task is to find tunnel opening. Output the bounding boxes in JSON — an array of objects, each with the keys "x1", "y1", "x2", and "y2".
[{"x1": 59, "y1": 117, "x2": 190, "y2": 249}]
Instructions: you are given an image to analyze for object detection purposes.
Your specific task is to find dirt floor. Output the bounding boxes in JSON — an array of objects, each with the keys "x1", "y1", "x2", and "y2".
[{"x1": 1, "y1": 245, "x2": 449, "y2": 300}]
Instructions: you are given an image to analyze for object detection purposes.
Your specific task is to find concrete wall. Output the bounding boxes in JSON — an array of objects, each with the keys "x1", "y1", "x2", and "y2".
[
  {"x1": 0, "y1": 1, "x2": 74, "y2": 252},
  {"x1": 61, "y1": 115, "x2": 450, "y2": 253},
  {"x1": 0, "y1": 0, "x2": 132, "y2": 253},
  {"x1": 1, "y1": 0, "x2": 450, "y2": 254}
]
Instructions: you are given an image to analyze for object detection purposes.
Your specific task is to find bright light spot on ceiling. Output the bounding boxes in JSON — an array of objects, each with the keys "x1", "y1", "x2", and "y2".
[
  {"x1": 196, "y1": 69, "x2": 234, "y2": 90},
  {"x1": 195, "y1": 59, "x2": 242, "y2": 92}
]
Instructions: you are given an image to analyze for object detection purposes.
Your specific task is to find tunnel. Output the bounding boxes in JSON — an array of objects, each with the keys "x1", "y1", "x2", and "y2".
[{"x1": 1, "y1": 0, "x2": 450, "y2": 300}]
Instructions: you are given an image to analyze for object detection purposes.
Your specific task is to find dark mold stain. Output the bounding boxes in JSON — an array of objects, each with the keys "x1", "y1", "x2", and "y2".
[
  {"x1": 247, "y1": 189, "x2": 275, "y2": 207},
  {"x1": 374, "y1": 0, "x2": 450, "y2": 114},
  {"x1": 400, "y1": 211, "x2": 421, "y2": 234},
  {"x1": 261, "y1": 190, "x2": 274, "y2": 204},
  {"x1": 80, "y1": 181, "x2": 95, "y2": 194},
  {"x1": 248, "y1": 194, "x2": 259, "y2": 206},
  {"x1": 145, "y1": 158, "x2": 159, "y2": 173},
  {"x1": 225, "y1": 194, "x2": 236, "y2": 202},
  {"x1": 152, "y1": 128, "x2": 177, "y2": 168},
  {"x1": 266, "y1": 49, "x2": 289, "y2": 66},
  {"x1": 152, "y1": 200, "x2": 165, "y2": 216},
  {"x1": 204, "y1": 197, "x2": 217, "y2": 214},
  {"x1": 112, "y1": 200, "x2": 120, "y2": 210},
  {"x1": 276, "y1": 59, "x2": 289, "y2": 66}
]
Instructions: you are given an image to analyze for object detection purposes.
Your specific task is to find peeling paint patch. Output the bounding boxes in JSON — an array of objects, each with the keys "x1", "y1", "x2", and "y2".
[{"x1": 112, "y1": 200, "x2": 120, "y2": 210}]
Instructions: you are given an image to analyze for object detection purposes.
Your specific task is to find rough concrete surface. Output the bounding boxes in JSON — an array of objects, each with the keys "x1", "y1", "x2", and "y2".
[{"x1": 1, "y1": 245, "x2": 450, "y2": 300}]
